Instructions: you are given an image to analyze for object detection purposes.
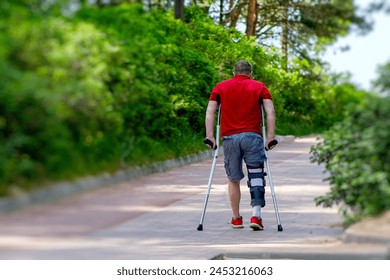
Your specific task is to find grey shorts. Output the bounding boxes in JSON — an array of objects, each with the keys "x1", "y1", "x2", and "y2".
[{"x1": 222, "y1": 132, "x2": 266, "y2": 181}]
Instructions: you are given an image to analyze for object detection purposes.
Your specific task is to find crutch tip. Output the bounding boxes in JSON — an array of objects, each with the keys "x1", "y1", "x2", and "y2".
[
  {"x1": 197, "y1": 224, "x2": 203, "y2": 231},
  {"x1": 278, "y1": 225, "x2": 283, "y2": 231}
]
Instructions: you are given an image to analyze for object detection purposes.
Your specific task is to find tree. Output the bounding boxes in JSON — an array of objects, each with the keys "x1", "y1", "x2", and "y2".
[
  {"x1": 257, "y1": 0, "x2": 370, "y2": 69},
  {"x1": 174, "y1": 0, "x2": 185, "y2": 20},
  {"x1": 228, "y1": 0, "x2": 242, "y2": 28},
  {"x1": 208, "y1": 0, "x2": 371, "y2": 70},
  {"x1": 373, "y1": 61, "x2": 390, "y2": 96},
  {"x1": 246, "y1": 0, "x2": 257, "y2": 36}
]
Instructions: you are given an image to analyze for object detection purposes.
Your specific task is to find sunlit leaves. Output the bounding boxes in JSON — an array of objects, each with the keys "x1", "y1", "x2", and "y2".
[{"x1": 310, "y1": 96, "x2": 390, "y2": 224}]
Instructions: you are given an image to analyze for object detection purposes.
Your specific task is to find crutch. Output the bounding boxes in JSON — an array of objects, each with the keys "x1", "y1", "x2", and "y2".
[
  {"x1": 197, "y1": 105, "x2": 221, "y2": 231},
  {"x1": 261, "y1": 104, "x2": 283, "y2": 231}
]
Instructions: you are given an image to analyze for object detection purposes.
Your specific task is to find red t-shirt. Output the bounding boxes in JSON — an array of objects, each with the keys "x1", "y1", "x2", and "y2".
[{"x1": 209, "y1": 75, "x2": 272, "y2": 137}]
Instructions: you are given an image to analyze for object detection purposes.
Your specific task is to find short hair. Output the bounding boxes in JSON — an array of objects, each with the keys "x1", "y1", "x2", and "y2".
[{"x1": 234, "y1": 60, "x2": 252, "y2": 75}]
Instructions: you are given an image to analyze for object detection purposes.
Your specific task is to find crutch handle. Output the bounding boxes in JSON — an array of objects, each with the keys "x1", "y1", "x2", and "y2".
[
  {"x1": 266, "y1": 139, "x2": 278, "y2": 151},
  {"x1": 204, "y1": 138, "x2": 217, "y2": 150}
]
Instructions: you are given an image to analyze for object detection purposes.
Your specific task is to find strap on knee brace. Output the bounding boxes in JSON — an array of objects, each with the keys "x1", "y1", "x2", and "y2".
[{"x1": 247, "y1": 164, "x2": 266, "y2": 207}]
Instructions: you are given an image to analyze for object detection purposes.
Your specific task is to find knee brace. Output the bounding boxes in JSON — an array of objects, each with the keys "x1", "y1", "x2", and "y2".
[{"x1": 247, "y1": 163, "x2": 266, "y2": 207}]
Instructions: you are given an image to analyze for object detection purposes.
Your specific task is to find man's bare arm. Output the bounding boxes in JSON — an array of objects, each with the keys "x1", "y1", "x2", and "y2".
[
  {"x1": 205, "y1": 100, "x2": 219, "y2": 148},
  {"x1": 263, "y1": 99, "x2": 276, "y2": 149}
]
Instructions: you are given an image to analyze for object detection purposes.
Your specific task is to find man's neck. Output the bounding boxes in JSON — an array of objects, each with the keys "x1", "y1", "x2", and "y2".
[{"x1": 234, "y1": 74, "x2": 252, "y2": 79}]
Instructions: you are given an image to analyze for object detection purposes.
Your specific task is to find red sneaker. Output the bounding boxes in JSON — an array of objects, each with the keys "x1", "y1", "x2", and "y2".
[
  {"x1": 250, "y1": 216, "x2": 264, "y2": 231},
  {"x1": 231, "y1": 216, "x2": 244, "y2": 228}
]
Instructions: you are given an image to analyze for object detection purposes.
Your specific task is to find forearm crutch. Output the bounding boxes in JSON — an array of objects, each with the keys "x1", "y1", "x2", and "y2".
[
  {"x1": 197, "y1": 105, "x2": 221, "y2": 231},
  {"x1": 261, "y1": 104, "x2": 283, "y2": 231}
]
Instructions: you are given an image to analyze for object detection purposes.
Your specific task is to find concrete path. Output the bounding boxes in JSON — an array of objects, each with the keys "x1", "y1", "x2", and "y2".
[{"x1": 0, "y1": 136, "x2": 388, "y2": 260}]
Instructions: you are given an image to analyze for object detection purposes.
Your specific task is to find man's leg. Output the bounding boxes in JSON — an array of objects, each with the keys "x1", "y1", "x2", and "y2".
[
  {"x1": 222, "y1": 134, "x2": 244, "y2": 228},
  {"x1": 246, "y1": 163, "x2": 266, "y2": 230},
  {"x1": 247, "y1": 163, "x2": 266, "y2": 208},
  {"x1": 228, "y1": 179, "x2": 244, "y2": 228},
  {"x1": 228, "y1": 180, "x2": 241, "y2": 219},
  {"x1": 241, "y1": 133, "x2": 267, "y2": 231}
]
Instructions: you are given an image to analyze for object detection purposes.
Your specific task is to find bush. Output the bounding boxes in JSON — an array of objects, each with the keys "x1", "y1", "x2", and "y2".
[
  {"x1": 0, "y1": 2, "x2": 372, "y2": 196},
  {"x1": 0, "y1": 8, "x2": 123, "y2": 195},
  {"x1": 310, "y1": 96, "x2": 390, "y2": 225}
]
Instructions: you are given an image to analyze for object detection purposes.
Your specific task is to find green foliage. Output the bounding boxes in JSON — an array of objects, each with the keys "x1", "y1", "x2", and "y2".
[
  {"x1": 0, "y1": 6, "x2": 124, "y2": 194},
  {"x1": 0, "y1": 2, "x2": 371, "y2": 197},
  {"x1": 373, "y1": 60, "x2": 390, "y2": 96},
  {"x1": 310, "y1": 96, "x2": 390, "y2": 225}
]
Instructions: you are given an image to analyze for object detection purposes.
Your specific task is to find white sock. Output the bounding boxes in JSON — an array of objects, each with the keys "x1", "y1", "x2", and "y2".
[{"x1": 252, "y1": 206, "x2": 261, "y2": 218}]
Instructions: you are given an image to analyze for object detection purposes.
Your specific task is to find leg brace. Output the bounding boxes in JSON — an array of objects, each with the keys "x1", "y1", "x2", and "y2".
[{"x1": 247, "y1": 163, "x2": 266, "y2": 207}]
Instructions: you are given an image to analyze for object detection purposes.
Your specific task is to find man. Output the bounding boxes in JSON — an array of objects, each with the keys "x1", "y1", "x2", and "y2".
[{"x1": 205, "y1": 60, "x2": 276, "y2": 230}]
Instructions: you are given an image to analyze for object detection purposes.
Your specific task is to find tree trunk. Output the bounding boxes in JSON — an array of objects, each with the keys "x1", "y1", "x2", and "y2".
[
  {"x1": 281, "y1": 5, "x2": 288, "y2": 70},
  {"x1": 246, "y1": 0, "x2": 257, "y2": 37},
  {"x1": 229, "y1": 0, "x2": 241, "y2": 29},
  {"x1": 219, "y1": 0, "x2": 224, "y2": 25},
  {"x1": 96, "y1": 0, "x2": 104, "y2": 7},
  {"x1": 174, "y1": 0, "x2": 185, "y2": 21}
]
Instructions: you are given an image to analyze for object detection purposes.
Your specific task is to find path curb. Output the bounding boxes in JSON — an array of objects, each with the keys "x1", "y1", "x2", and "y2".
[
  {"x1": 213, "y1": 250, "x2": 390, "y2": 260},
  {"x1": 341, "y1": 211, "x2": 390, "y2": 245},
  {"x1": 0, "y1": 150, "x2": 213, "y2": 213}
]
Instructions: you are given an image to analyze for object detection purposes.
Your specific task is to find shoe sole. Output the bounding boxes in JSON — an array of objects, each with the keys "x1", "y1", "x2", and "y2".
[
  {"x1": 250, "y1": 223, "x2": 264, "y2": 231},
  {"x1": 231, "y1": 224, "x2": 244, "y2": 229}
]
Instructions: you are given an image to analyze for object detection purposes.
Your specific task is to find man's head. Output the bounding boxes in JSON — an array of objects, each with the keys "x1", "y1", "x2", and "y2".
[{"x1": 233, "y1": 60, "x2": 253, "y2": 77}]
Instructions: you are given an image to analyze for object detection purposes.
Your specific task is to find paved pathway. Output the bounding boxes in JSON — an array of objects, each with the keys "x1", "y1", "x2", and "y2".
[{"x1": 0, "y1": 136, "x2": 388, "y2": 260}]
